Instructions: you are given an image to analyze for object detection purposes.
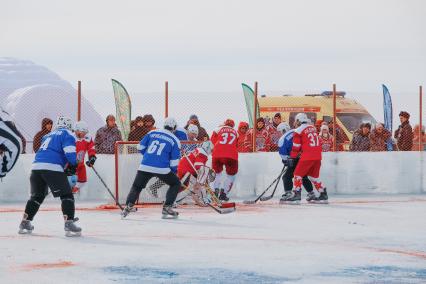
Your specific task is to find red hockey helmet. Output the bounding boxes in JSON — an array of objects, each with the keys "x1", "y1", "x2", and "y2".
[{"x1": 224, "y1": 119, "x2": 235, "y2": 128}]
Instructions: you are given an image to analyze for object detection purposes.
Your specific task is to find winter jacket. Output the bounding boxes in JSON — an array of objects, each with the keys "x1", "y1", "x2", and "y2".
[
  {"x1": 244, "y1": 127, "x2": 271, "y2": 152},
  {"x1": 33, "y1": 118, "x2": 53, "y2": 153},
  {"x1": 412, "y1": 125, "x2": 426, "y2": 151},
  {"x1": 349, "y1": 130, "x2": 371, "y2": 151},
  {"x1": 394, "y1": 121, "x2": 413, "y2": 151},
  {"x1": 369, "y1": 128, "x2": 391, "y2": 152},
  {"x1": 319, "y1": 134, "x2": 334, "y2": 152},
  {"x1": 266, "y1": 123, "x2": 281, "y2": 151},
  {"x1": 128, "y1": 126, "x2": 154, "y2": 142},
  {"x1": 94, "y1": 125, "x2": 122, "y2": 154},
  {"x1": 237, "y1": 122, "x2": 250, "y2": 152}
]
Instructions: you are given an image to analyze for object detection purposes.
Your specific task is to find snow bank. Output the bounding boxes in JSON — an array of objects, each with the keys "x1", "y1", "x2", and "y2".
[{"x1": 1, "y1": 152, "x2": 424, "y2": 203}]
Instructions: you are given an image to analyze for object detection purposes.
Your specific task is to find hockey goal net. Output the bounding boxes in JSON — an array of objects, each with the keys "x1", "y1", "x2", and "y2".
[{"x1": 114, "y1": 141, "x2": 203, "y2": 205}]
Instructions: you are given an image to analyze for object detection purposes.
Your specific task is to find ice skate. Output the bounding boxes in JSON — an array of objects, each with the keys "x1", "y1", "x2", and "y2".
[
  {"x1": 218, "y1": 189, "x2": 229, "y2": 202},
  {"x1": 314, "y1": 188, "x2": 329, "y2": 204},
  {"x1": 306, "y1": 191, "x2": 320, "y2": 203},
  {"x1": 121, "y1": 204, "x2": 137, "y2": 219},
  {"x1": 18, "y1": 219, "x2": 34, "y2": 234},
  {"x1": 162, "y1": 205, "x2": 179, "y2": 219},
  {"x1": 279, "y1": 190, "x2": 301, "y2": 205},
  {"x1": 64, "y1": 219, "x2": 82, "y2": 237}
]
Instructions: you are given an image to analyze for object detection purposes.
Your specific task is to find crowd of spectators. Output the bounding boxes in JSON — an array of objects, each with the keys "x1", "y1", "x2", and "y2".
[{"x1": 26, "y1": 110, "x2": 426, "y2": 154}]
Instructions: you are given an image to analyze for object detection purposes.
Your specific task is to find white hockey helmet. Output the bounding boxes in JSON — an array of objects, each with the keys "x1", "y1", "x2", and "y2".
[
  {"x1": 277, "y1": 122, "x2": 291, "y2": 134},
  {"x1": 295, "y1": 113, "x2": 309, "y2": 124},
  {"x1": 74, "y1": 120, "x2": 89, "y2": 133},
  {"x1": 164, "y1": 117, "x2": 177, "y2": 131},
  {"x1": 187, "y1": 124, "x2": 199, "y2": 136},
  {"x1": 200, "y1": 140, "x2": 213, "y2": 155},
  {"x1": 55, "y1": 116, "x2": 73, "y2": 130}
]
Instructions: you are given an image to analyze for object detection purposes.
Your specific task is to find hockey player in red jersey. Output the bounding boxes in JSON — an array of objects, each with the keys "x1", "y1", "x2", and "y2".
[
  {"x1": 72, "y1": 121, "x2": 97, "y2": 194},
  {"x1": 210, "y1": 119, "x2": 239, "y2": 201},
  {"x1": 281, "y1": 113, "x2": 328, "y2": 204}
]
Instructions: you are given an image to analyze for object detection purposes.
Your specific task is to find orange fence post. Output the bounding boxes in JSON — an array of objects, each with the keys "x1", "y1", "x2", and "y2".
[
  {"x1": 253, "y1": 82, "x2": 258, "y2": 152},
  {"x1": 420, "y1": 85, "x2": 423, "y2": 151},
  {"x1": 165, "y1": 81, "x2": 169, "y2": 118},
  {"x1": 332, "y1": 83, "x2": 337, "y2": 152},
  {"x1": 77, "y1": 81, "x2": 81, "y2": 121}
]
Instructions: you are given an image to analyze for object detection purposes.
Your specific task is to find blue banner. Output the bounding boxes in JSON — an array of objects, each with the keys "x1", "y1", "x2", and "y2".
[
  {"x1": 382, "y1": 84, "x2": 393, "y2": 131},
  {"x1": 382, "y1": 84, "x2": 393, "y2": 150}
]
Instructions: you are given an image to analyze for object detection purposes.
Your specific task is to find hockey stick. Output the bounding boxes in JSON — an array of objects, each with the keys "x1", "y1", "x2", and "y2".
[
  {"x1": 259, "y1": 166, "x2": 288, "y2": 201},
  {"x1": 91, "y1": 166, "x2": 124, "y2": 210},
  {"x1": 182, "y1": 152, "x2": 236, "y2": 213},
  {"x1": 242, "y1": 166, "x2": 286, "y2": 204}
]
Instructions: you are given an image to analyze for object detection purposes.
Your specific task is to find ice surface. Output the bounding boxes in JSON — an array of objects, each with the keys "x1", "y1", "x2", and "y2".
[{"x1": 1, "y1": 195, "x2": 425, "y2": 283}]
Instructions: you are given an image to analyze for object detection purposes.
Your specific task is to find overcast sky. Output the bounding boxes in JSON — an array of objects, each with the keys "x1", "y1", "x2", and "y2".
[{"x1": 1, "y1": 0, "x2": 425, "y2": 95}]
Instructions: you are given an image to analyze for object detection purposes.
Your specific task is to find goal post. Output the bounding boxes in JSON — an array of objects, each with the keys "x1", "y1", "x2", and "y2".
[{"x1": 114, "y1": 140, "x2": 204, "y2": 205}]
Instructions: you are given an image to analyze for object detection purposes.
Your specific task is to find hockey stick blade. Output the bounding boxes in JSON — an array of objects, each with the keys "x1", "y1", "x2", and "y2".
[
  {"x1": 243, "y1": 199, "x2": 257, "y2": 205},
  {"x1": 259, "y1": 195, "x2": 274, "y2": 202},
  {"x1": 207, "y1": 203, "x2": 236, "y2": 214}
]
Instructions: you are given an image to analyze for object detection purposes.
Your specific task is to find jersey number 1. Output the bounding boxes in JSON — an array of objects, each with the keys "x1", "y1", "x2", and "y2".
[{"x1": 147, "y1": 140, "x2": 166, "y2": 155}]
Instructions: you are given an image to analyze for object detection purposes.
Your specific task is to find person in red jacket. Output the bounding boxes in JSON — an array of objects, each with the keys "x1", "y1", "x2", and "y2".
[
  {"x1": 72, "y1": 121, "x2": 97, "y2": 194},
  {"x1": 237, "y1": 121, "x2": 250, "y2": 152},
  {"x1": 266, "y1": 113, "x2": 282, "y2": 151},
  {"x1": 244, "y1": 117, "x2": 271, "y2": 152},
  {"x1": 211, "y1": 119, "x2": 239, "y2": 201},
  {"x1": 281, "y1": 113, "x2": 328, "y2": 204}
]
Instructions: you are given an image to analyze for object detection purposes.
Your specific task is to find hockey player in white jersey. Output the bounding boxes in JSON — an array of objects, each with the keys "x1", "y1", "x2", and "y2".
[{"x1": 121, "y1": 117, "x2": 182, "y2": 219}]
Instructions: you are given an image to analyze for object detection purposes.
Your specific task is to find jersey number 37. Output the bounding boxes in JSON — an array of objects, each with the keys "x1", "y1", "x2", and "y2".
[{"x1": 219, "y1": 133, "x2": 236, "y2": 145}]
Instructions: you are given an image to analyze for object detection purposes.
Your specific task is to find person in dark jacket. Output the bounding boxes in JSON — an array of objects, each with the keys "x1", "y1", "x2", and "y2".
[
  {"x1": 184, "y1": 114, "x2": 209, "y2": 141},
  {"x1": 128, "y1": 116, "x2": 145, "y2": 142},
  {"x1": 369, "y1": 123, "x2": 391, "y2": 152},
  {"x1": 349, "y1": 123, "x2": 371, "y2": 151},
  {"x1": 94, "y1": 115, "x2": 122, "y2": 154},
  {"x1": 32, "y1": 118, "x2": 53, "y2": 153},
  {"x1": 394, "y1": 111, "x2": 413, "y2": 151}
]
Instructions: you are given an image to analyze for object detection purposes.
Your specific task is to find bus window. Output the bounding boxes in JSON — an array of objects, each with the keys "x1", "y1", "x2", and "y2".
[
  {"x1": 337, "y1": 113, "x2": 377, "y2": 133},
  {"x1": 289, "y1": 112, "x2": 317, "y2": 128}
]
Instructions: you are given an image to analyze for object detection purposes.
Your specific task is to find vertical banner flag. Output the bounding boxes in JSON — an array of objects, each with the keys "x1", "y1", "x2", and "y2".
[
  {"x1": 241, "y1": 83, "x2": 260, "y2": 128},
  {"x1": 111, "y1": 79, "x2": 132, "y2": 141},
  {"x1": 382, "y1": 84, "x2": 393, "y2": 150}
]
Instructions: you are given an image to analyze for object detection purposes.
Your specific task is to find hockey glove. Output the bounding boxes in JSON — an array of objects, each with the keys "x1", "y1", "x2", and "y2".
[
  {"x1": 85, "y1": 155, "x2": 97, "y2": 167},
  {"x1": 64, "y1": 163, "x2": 77, "y2": 176}
]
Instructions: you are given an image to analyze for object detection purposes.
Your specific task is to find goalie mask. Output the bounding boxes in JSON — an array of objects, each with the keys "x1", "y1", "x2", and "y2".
[
  {"x1": 55, "y1": 116, "x2": 73, "y2": 131},
  {"x1": 200, "y1": 140, "x2": 213, "y2": 155}
]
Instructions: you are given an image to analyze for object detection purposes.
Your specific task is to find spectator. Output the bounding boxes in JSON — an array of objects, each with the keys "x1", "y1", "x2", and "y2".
[
  {"x1": 394, "y1": 111, "x2": 413, "y2": 151},
  {"x1": 128, "y1": 116, "x2": 145, "y2": 142},
  {"x1": 349, "y1": 123, "x2": 371, "y2": 151},
  {"x1": 185, "y1": 114, "x2": 209, "y2": 141},
  {"x1": 266, "y1": 113, "x2": 282, "y2": 151},
  {"x1": 140, "y1": 114, "x2": 156, "y2": 137},
  {"x1": 244, "y1": 117, "x2": 271, "y2": 152},
  {"x1": 237, "y1": 121, "x2": 250, "y2": 152},
  {"x1": 319, "y1": 124, "x2": 334, "y2": 152},
  {"x1": 94, "y1": 114, "x2": 122, "y2": 154},
  {"x1": 328, "y1": 121, "x2": 345, "y2": 151},
  {"x1": 33, "y1": 118, "x2": 53, "y2": 153},
  {"x1": 412, "y1": 124, "x2": 426, "y2": 151},
  {"x1": 130, "y1": 119, "x2": 137, "y2": 132},
  {"x1": 369, "y1": 123, "x2": 391, "y2": 152}
]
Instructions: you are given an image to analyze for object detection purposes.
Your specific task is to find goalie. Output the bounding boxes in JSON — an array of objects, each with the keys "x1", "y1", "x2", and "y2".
[{"x1": 176, "y1": 141, "x2": 215, "y2": 206}]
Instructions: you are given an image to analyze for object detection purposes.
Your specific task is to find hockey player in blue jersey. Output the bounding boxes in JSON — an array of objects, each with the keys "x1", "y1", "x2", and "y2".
[
  {"x1": 277, "y1": 122, "x2": 315, "y2": 204},
  {"x1": 19, "y1": 116, "x2": 81, "y2": 236},
  {"x1": 122, "y1": 117, "x2": 182, "y2": 219}
]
